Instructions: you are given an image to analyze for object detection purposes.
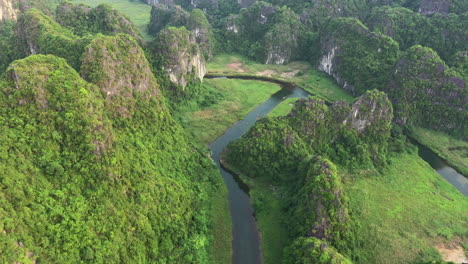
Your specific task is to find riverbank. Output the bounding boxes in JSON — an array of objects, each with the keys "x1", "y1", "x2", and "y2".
[
  {"x1": 220, "y1": 159, "x2": 288, "y2": 264},
  {"x1": 207, "y1": 54, "x2": 354, "y2": 103},
  {"x1": 411, "y1": 127, "x2": 468, "y2": 177}
]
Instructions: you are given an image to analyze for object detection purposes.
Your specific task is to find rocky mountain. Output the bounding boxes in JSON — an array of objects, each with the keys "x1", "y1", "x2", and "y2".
[
  {"x1": 0, "y1": 0, "x2": 17, "y2": 21},
  {"x1": 148, "y1": 5, "x2": 214, "y2": 59},
  {"x1": 55, "y1": 2, "x2": 142, "y2": 41},
  {"x1": 318, "y1": 17, "x2": 400, "y2": 95},
  {"x1": 152, "y1": 26, "x2": 206, "y2": 88},
  {"x1": 385, "y1": 45, "x2": 467, "y2": 139}
]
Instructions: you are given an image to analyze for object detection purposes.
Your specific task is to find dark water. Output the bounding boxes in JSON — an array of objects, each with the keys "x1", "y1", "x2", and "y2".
[
  {"x1": 208, "y1": 85, "x2": 310, "y2": 264},
  {"x1": 414, "y1": 141, "x2": 468, "y2": 196}
]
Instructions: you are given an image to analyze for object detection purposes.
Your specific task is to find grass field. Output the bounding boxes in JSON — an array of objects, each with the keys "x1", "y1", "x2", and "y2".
[
  {"x1": 267, "y1": 98, "x2": 299, "y2": 117},
  {"x1": 225, "y1": 150, "x2": 468, "y2": 263},
  {"x1": 221, "y1": 161, "x2": 289, "y2": 264},
  {"x1": 179, "y1": 78, "x2": 281, "y2": 145},
  {"x1": 208, "y1": 186, "x2": 232, "y2": 264},
  {"x1": 71, "y1": 0, "x2": 153, "y2": 40},
  {"x1": 207, "y1": 54, "x2": 354, "y2": 103},
  {"x1": 345, "y1": 150, "x2": 468, "y2": 263},
  {"x1": 412, "y1": 127, "x2": 468, "y2": 177}
]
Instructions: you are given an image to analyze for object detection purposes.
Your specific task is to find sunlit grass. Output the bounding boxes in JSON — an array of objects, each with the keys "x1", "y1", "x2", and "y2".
[
  {"x1": 71, "y1": 0, "x2": 153, "y2": 40},
  {"x1": 179, "y1": 78, "x2": 281, "y2": 145},
  {"x1": 412, "y1": 127, "x2": 468, "y2": 176},
  {"x1": 207, "y1": 54, "x2": 354, "y2": 103}
]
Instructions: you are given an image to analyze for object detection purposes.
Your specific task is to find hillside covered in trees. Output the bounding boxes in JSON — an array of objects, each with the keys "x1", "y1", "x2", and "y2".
[{"x1": 0, "y1": 0, "x2": 467, "y2": 263}]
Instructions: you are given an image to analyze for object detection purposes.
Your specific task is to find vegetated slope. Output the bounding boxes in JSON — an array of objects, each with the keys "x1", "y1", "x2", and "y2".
[
  {"x1": 55, "y1": 2, "x2": 142, "y2": 41},
  {"x1": 0, "y1": 34, "x2": 223, "y2": 263},
  {"x1": 224, "y1": 90, "x2": 393, "y2": 263}
]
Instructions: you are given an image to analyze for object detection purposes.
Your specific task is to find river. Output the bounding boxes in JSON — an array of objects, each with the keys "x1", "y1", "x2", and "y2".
[{"x1": 208, "y1": 77, "x2": 467, "y2": 264}]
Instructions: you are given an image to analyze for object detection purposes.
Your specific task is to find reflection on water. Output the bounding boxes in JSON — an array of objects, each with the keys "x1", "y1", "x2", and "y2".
[
  {"x1": 208, "y1": 84, "x2": 311, "y2": 264},
  {"x1": 415, "y1": 141, "x2": 468, "y2": 196}
]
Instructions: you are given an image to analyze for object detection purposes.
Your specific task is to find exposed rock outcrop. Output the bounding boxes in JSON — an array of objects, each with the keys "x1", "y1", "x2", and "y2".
[
  {"x1": 318, "y1": 17, "x2": 400, "y2": 95},
  {"x1": 55, "y1": 2, "x2": 141, "y2": 41},
  {"x1": 0, "y1": 0, "x2": 18, "y2": 21},
  {"x1": 418, "y1": 0, "x2": 451, "y2": 15},
  {"x1": 385, "y1": 45, "x2": 467, "y2": 138},
  {"x1": 154, "y1": 27, "x2": 206, "y2": 88},
  {"x1": 15, "y1": 8, "x2": 89, "y2": 70},
  {"x1": 81, "y1": 34, "x2": 161, "y2": 117},
  {"x1": 148, "y1": 5, "x2": 214, "y2": 59}
]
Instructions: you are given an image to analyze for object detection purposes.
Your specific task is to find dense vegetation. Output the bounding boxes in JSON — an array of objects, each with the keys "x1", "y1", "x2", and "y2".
[
  {"x1": 1, "y1": 0, "x2": 467, "y2": 263},
  {"x1": 224, "y1": 91, "x2": 394, "y2": 262},
  {"x1": 0, "y1": 3, "x2": 229, "y2": 263}
]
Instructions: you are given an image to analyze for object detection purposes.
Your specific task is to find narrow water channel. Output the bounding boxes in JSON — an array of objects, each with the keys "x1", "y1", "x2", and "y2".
[
  {"x1": 208, "y1": 77, "x2": 468, "y2": 264},
  {"x1": 208, "y1": 83, "x2": 310, "y2": 264},
  {"x1": 414, "y1": 141, "x2": 468, "y2": 196}
]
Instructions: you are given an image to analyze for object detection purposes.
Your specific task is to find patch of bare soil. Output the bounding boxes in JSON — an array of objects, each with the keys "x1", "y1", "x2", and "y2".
[
  {"x1": 227, "y1": 62, "x2": 244, "y2": 72},
  {"x1": 437, "y1": 243, "x2": 468, "y2": 263},
  {"x1": 280, "y1": 69, "x2": 300, "y2": 78},
  {"x1": 256, "y1": 69, "x2": 276, "y2": 76}
]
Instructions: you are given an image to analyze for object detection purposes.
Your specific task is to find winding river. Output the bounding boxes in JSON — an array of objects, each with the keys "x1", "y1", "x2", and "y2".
[
  {"x1": 207, "y1": 77, "x2": 467, "y2": 264},
  {"x1": 208, "y1": 81, "x2": 310, "y2": 264}
]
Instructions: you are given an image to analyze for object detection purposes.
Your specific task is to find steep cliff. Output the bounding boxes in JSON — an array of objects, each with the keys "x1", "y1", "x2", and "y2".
[
  {"x1": 153, "y1": 26, "x2": 206, "y2": 88},
  {"x1": 55, "y1": 2, "x2": 141, "y2": 41},
  {"x1": 148, "y1": 5, "x2": 214, "y2": 59},
  {"x1": 0, "y1": 52, "x2": 220, "y2": 264},
  {"x1": 15, "y1": 8, "x2": 90, "y2": 70},
  {"x1": 365, "y1": 6, "x2": 467, "y2": 62},
  {"x1": 224, "y1": 2, "x2": 303, "y2": 64},
  {"x1": 81, "y1": 34, "x2": 161, "y2": 117},
  {"x1": 318, "y1": 17, "x2": 400, "y2": 95},
  {"x1": 386, "y1": 45, "x2": 467, "y2": 139},
  {"x1": 0, "y1": 0, "x2": 17, "y2": 21},
  {"x1": 418, "y1": 0, "x2": 450, "y2": 15},
  {"x1": 224, "y1": 91, "x2": 393, "y2": 263}
]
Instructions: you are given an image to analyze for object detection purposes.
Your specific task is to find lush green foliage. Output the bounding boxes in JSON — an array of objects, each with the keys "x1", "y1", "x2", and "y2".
[
  {"x1": 385, "y1": 45, "x2": 467, "y2": 139},
  {"x1": 0, "y1": 51, "x2": 223, "y2": 263},
  {"x1": 56, "y1": 2, "x2": 142, "y2": 41},
  {"x1": 15, "y1": 8, "x2": 91, "y2": 70},
  {"x1": 319, "y1": 17, "x2": 400, "y2": 95},
  {"x1": 71, "y1": 0, "x2": 153, "y2": 40},
  {"x1": 366, "y1": 6, "x2": 468, "y2": 63},
  {"x1": 284, "y1": 237, "x2": 353, "y2": 264},
  {"x1": 148, "y1": 6, "x2": 214, "y2": 59}
]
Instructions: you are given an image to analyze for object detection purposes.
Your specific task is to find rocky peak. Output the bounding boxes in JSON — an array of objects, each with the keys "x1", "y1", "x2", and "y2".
[
  {"x1": 81, "y1": 34, "x2": 161, "y2": 117},
  {"x1": 345, "y1": 90, "x2": 393, "y2": 134},
  {"x1": 0, "y1": 0, "x2": 18, "y2": 21},
  {"x1": 154, "y1": 27, "x2": 206, "y2": 88},
  {"x1": 418, "y1": 0, "x2": 451, "y2": 15}
]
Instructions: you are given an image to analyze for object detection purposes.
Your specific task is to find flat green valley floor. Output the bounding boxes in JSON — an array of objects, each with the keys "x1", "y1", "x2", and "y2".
[
  {"x1": 207, "y1": 54, "x2": 354, "y2": 103},
  {"x1": 71, "y1": 0, "x2": 153, "y2": 40},
  {"x1": 179, "y1": 78, "x2": 281, "y2": 145},
  {"x1": 412, "y1": 127, "x2": 468, "y2": 176}
]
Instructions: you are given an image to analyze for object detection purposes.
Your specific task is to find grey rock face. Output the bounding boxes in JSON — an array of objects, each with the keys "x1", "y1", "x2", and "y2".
[
  {"x1": 0, "y1": 0, "x2": 18, "y2": 21},
  {"x1": 418, "y1": 0, "x2": 451, "y2": 15}
]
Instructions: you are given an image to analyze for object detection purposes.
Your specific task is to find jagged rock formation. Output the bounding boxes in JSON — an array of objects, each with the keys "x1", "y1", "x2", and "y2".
[
  {"x1": 15, "y1": 8, "x2": 89, "y2": 70},
  {"x1": 418, "y1": 0, "x2": 450, "y2": 15},
  {"x1": 81, "y1": 34, "x2": 161, "y2": 117},
  {"x1": 55, "y1": 2, "x2": 141, "y2": 41},
  {"x1": 154, "y1": 27, "x2": 206, "y2": 88},
  {"x1": 225, "y1": 2, "x2": 303, "y2": 64},
  {"x1": 148, "y1": 4, "x2": 189, "y2": 34},
  {"x1": 318, "y1": 17, "x2": 399, "y2": 95},
  {"x1": 385, "y1": 45, "x2": 467, "y2": 139},
  {"x1": 148, "y1": 5, "x2": 214, "y2": 59},
  {"x1": 224, "y1": 90, "x2": 393, "y2": 263},
  {"x1": 0, "y1": 47, "x2": 220, "y2": 264},
  {"x1": 365, "y1": 6, "x2": 467, "y2": 62},
  {"x1": 0, "y1": 0, "x2": 18, "y2": 21}
]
